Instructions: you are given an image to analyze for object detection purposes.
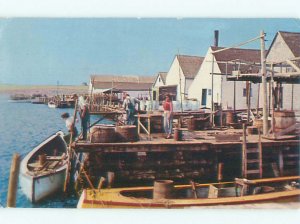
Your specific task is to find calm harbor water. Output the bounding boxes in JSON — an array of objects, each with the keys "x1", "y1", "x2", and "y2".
[{"x1": 0, "y1": 94, "x2": 100, "y2": 208}]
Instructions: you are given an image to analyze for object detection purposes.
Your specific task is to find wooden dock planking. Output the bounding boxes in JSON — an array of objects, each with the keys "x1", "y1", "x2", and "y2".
[{"x1": 73, "y1": 132, "x2": 299, "y2": 153}]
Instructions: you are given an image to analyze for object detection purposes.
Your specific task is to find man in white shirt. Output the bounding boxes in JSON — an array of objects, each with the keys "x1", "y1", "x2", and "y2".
[{"x1": 61, "y1": 112, "x2": 78, "y2": 143}]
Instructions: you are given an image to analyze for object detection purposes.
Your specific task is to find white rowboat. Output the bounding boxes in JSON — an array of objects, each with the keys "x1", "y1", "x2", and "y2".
[{"x1": 20, "y1": 131, "x2": 69, "y2": 203}]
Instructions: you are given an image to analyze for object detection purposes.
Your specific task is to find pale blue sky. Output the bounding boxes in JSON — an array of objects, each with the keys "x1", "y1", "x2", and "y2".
[{"x1": 0, "y1": 18, "x2": 299, "y2": 85}]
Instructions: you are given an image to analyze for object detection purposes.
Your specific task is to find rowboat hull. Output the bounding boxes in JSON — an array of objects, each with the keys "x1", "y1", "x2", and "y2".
[
  {"x1": 48, "y1": 101, "x2": 57, "y2": 108},
  {"x1": 20, "y1": 131, "x2": 68, "y2": 203},
  {"x1": 20, "y1": 168, "x2": 67, "y2": 203},
  {"x1": 77, "y1": 176, "x2": 300, "y2": 208}
]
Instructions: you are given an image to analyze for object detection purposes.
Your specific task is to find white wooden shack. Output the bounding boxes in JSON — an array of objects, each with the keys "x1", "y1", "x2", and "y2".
[
  {"x1": 165, "y1": 55, "x2": 204, "y2": 101},
  {"x1": 265, "y1": 31, "x2": 300, "y2": 111},
  {"x1": 152, "y1": 72, "x2": 167, "y2": 101},
  {"x1": 89, "y1": 75, "x2": 155, "y2": 98},
  {"x1": 188, "y1": 47, "x2": 261, "y2": 110}
]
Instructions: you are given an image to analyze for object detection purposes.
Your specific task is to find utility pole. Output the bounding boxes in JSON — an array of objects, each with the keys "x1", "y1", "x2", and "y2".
[
  {"x1": 260, "y1": 30, "x2": 268, "y2": 135},
  {"x1": 210, "y1": 53, "x2": 215, "y2": 126}
]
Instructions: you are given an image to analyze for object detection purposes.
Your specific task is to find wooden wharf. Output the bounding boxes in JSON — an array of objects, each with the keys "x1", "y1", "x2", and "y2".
[{"x1": 72, "y1": 128, "x2": 300, "y2": 191}]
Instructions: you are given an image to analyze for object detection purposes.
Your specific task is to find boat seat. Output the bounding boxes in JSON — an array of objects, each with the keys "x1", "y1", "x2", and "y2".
[{"x1": 46, "y1": 153, "x2": 66, "y2": 161}]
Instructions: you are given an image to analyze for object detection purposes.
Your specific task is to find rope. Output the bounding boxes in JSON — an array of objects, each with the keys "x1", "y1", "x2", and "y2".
[{"x1": 212, "y1": 35, "x2": 263, "y2": 54}]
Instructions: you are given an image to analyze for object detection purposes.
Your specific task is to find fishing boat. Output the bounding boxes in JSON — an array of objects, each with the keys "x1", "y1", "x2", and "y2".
[
  {"x1": 77, "y1": 176, "x2": 300, "y2": 208},
  {"x1": 48, "y1": 101, "x2": 57, "y2": 108},
  {"x1": 20, "y1": 131, "x2": 69, "y2": 203}
]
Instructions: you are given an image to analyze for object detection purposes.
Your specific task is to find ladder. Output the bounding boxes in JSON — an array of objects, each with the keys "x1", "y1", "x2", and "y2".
[{"x1": 242, "y1": 124, "x2": 263, "y2": 178}]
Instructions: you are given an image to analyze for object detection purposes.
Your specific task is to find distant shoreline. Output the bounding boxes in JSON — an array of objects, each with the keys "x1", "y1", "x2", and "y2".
[{"x1": 0, "y1": 84, "x2": 88, "y2": 95}]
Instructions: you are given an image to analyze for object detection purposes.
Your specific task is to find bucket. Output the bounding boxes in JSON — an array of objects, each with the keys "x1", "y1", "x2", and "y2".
[
  {"x1": 90, "y1": 125, "x2": 116, "y2": 143},
  {"x1": 274, "y1": 110, "x2": 296, "y2": 132},
  {"x1": 174, "y1": 128, "x2": 183, "y2": 141},
  {"x1": 153, "y1": 180, "x2": 174, "y2": 199},
  {"x1": 116, "y1": 125, "x2": 138, "y2": 142}
]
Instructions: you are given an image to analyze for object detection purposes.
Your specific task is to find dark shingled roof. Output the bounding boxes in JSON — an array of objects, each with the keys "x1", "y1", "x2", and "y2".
[
  {"x1": 279, "y1": 31, "x2": 300, "y2": 57},
  {"x1": 211, "y1": 46, "x2": 261, "y2": 74},
  {"x1": 177, "y1": 55, "x2": 204, "y2": 79}
]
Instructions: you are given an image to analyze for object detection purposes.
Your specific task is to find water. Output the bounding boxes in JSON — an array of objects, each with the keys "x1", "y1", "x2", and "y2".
[{"x1": 0, "y1": 94, "x2": 102, "y2": 208}]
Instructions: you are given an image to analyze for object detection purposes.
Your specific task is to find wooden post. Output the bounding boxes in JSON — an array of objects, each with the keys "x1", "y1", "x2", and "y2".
[
  {"x1": 233, "y1": 80, "x2": 236, "y2": 112},
  {"x1": 278, "y1": 149, "x2": 284, "y2": 176},
  {"x1": 246, "y1": 81, "x2": 251, "y2": 124},
  {"x1": 97, "y1": 177, "x2": 106, "y2": 190},
  {"x1": 258, "y1": 129, "x2": 263, "y2": 178},
  {"x1": 217, "y1": 162, "x2": 224, "y2": 182},
  {"x1": 260, "y1": 30, "x2": 268, "y2": 135},
  {"x1": 137, "y1": 114, "x2": 141, "y2": 134},
  {"x1": 291, "y1": 84, "x2": 294, "y2": 111},
  {"x1": 7, "y1": 153, "x2": 20, "y2": 207},
  {"x1": 64, "y1": 99, "x2": 78, "y2": 192},
  {"x1": 190, "y1": 181, "x2": 198, "y2": 199},
  {"x1": 147, "y1": 115, "x2": 151, "y2": 140},
  {"x1": 242, "y1": 123, "x2": 247, "y2": 177},
  {"x1": 271, "y1": 64, "x2": 275, "y2": 135},
  {"x1": 256, "y1": 83, "x2": 260, "y2": 118}
]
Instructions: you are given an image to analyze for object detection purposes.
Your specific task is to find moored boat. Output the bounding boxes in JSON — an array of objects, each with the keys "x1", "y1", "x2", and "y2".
[
  {"x1": 48, "y1": 101, "x2": 57, "y2": 108},
  {"x1": 77, "y1": 176, "x2": 300, "y2": 208},
  {"x1": 20, "y1": 131, "x2": 69, "y2": 203}
]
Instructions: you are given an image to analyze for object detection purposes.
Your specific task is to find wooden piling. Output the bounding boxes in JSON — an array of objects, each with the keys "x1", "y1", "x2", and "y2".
[
  {"x1": 217, "y1": 162, "x2": 224, "y2": 182},
  {"x1": 242, "y1": 123, "x2": 247, "y2": 177},
  {"x1": 260, "y1": 30, "x2": 269, "y2": 135},
  {"x1": 7, "y1": 153, "x2": 20, "y2": 208}
]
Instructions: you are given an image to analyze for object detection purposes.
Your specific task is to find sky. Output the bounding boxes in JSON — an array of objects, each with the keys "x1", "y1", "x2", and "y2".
[{"x1": 0, "y1": 18, "x2": 299, "y2": 85}]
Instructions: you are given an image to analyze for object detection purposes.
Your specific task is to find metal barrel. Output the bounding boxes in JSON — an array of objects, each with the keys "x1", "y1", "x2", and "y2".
[
  {"x1": 174, "y1": 128, "x2": 183, "y2": 141},
  {"x1": 153, "y1": 180, "x2": 174, "y2": 199},
  {"x1": 116, "y1": 125, "x2": 138, "y2": 142},
  {"x1": 90, "y1": 125, "x2": 116, "y2": 143}
]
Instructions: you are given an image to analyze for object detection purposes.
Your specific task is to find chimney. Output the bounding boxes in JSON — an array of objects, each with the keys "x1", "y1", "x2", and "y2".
[{"x1": 214, "y1": 30, "x2": 219, "y2": 47}]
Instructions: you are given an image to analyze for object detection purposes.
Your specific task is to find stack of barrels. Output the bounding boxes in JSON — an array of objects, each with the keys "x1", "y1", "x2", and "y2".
[{"x1": 90, "y1": 125, "x2": 138, "y2": 143}]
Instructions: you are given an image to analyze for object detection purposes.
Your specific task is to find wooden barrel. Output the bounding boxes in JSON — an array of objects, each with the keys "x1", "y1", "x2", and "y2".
[
  {"x1": 116, "y1": 125, "x2": 138, "y2": 142},
  {"x1": 226, "y1": 111, "x2": 235, "y2": 125},
  {"x1": 174, "y1": 128, "x2": 183, "y2": 141},
  {"x1": 153, "y1": 180, "x2": 174, "y2": 199},
  {"x1": 90, "y1": 125, "x2": 115, "y2": 143},
  {"x1": 187, "y1": 117, "x2": 196, "y2": 131},
  {"x1": 274, "y1": 110, "x2": 296, "y2": 132}
]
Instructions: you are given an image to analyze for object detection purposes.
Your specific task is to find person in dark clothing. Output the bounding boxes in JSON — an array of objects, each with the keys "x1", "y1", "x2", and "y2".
[
  {"x1": 78, "y1": 96, "x2": 90, "y2": 140},
  {"x1": 123, "y1": 94, "x2": 140, "y2": 125}
]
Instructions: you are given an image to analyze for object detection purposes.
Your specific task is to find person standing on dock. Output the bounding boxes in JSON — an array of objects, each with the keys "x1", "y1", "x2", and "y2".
[
  {"x1": 61, "y1": 112, "x2": 78, "y2": 143},
  {"x1": 123, "y1": 94, "x2": 140, "y2": 125},
  {"x1": 78, "y1": 96, "x2": 90, "y2": 140},
  {"x1": 163, "y1": 94, "x2": 173, "y2": 139}
]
